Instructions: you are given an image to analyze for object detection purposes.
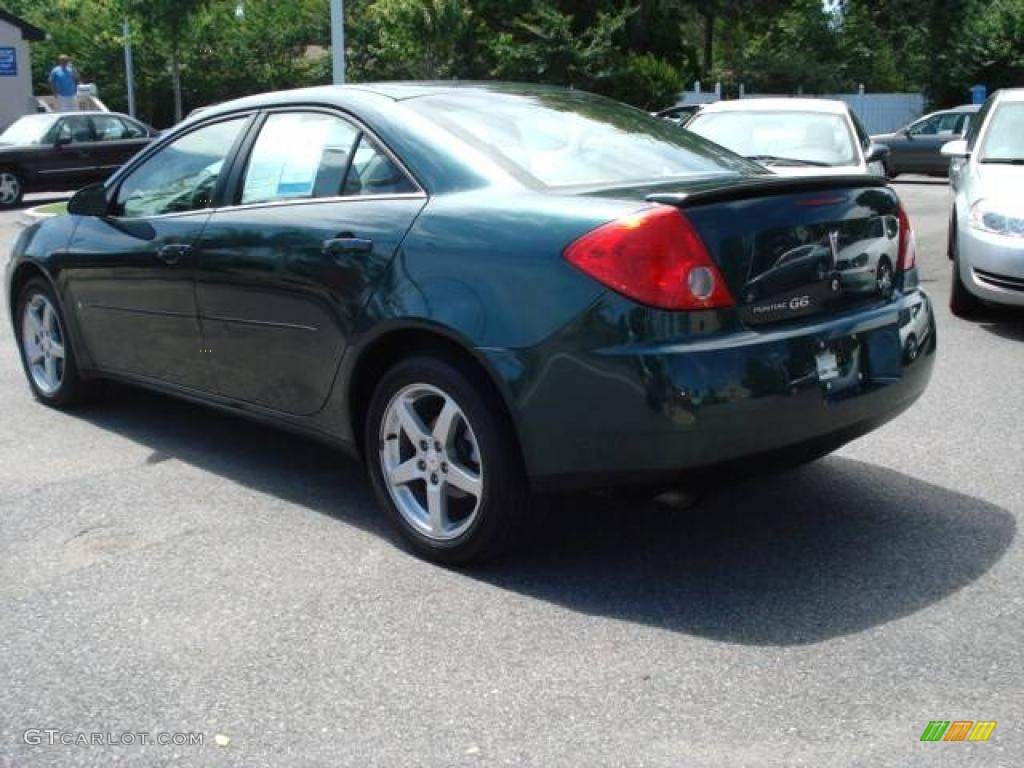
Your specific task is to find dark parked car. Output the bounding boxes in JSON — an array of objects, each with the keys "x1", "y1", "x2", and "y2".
[
  {"x1": 0, "y1": 111, "x2": 156, "y2": 208},
  {"x1": 6, "y1": 83, "x2": 936, "y2": 564},
  {"x1": 872, "y1": 105, "x2": 980, "y2": 177}
]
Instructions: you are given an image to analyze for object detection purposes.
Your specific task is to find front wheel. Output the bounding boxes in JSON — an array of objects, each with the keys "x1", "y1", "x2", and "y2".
[
  {"x1": 0, "y1": 169, "x2": 24, "y2": 208},
  {"x1": 15, "y1": 278, "x2": 102, "y2": 407},
  {"x1": 875, "y1": 257, "x2": 894, "y2": 298},
  {"x1": 364, "y1": 355, "x2": 527, "y2": 565},
  {"x1": 949, "y1": 233, "x2": 984, "y2": 318}
]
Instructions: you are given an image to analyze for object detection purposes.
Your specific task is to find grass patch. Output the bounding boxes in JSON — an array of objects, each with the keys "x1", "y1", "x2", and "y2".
[{"x1": 32, "y1": 201, "x2": 68, "y2": 216}]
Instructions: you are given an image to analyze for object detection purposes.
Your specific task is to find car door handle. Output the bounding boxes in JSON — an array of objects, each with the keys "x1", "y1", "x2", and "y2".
[
  {"x1": 156, "y1": 244, "x2": 192, "y2": 265},
  {"x1": 322, "y1": 236, "x2": 374, "y2": 256}
]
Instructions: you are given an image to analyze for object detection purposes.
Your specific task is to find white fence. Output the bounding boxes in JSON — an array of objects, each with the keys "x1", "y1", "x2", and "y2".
[{"x1": 677, "y1": 85, "x2": 924, "y2": 135}]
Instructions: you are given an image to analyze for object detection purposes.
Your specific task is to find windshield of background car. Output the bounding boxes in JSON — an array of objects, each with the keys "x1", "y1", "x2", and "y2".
[
  {"x1": 403, "y1": 91, "x2": 756, "y2": 188},
  {"x1": 979, "y1": 101, "x2": 1024, "y2": 162},
  {"x1": 0, "y1": 115, "x2": 57, "y2": 145},
  {"x1": 687, "y1": 110, "x2": 859, "y2": 166}
]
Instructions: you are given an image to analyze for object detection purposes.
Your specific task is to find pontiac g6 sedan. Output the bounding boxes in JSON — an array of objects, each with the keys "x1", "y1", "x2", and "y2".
[{"x1": 6, "y1": 83, "x2": 936, "y2": 564}]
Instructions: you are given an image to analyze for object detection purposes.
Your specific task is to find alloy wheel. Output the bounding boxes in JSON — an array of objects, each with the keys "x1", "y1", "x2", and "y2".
[
  {"x1": 21, "y1": 293, "x2": 66, "y2": 395},
  {"x1": 0, "y1": 172, "x2": 21, "y2": 205},
  {"x1": 877, "y1": 260, "x2": 894, "y2": 298},
  {"x1": 378, "y1": 383, "x2": 484, "y2": 541}
]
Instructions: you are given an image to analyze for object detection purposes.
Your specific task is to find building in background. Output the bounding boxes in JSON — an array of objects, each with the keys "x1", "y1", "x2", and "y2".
[{"x1": 0, "y1": 10, "x2": 45, "y2": 131}]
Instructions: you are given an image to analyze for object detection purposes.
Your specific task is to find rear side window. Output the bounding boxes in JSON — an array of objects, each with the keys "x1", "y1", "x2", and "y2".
[
  {"x1": 116, "y1": 117, "x2": 247, "y2": 218},
  {"x1": 241, "y1": 112, "x2": 360, "y2": 204},
  {"x1": 341, "y1": 135, "x2": 417, "y2": 196},
  {"x1": 92, "y1": 115, "x2": 136, "y2": 141}
]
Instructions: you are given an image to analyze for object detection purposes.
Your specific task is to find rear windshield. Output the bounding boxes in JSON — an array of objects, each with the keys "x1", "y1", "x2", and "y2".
[
  {"x1": 404, "y1": 90, "x2": 756, "y2": 188},
  {"x1": 687, "y1": 110, "x2": 859, "y2": 167}
]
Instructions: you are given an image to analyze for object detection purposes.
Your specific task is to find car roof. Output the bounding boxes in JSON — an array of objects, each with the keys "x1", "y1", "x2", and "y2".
[
  {"x1": 695, "y1": 98, "x2": 849, "y2": 115},
  {"x1": 196, "y1": 81, "x2": 590, "y2": 116},
  {"x1": 994, "y1": 88, "x2": 1024, "y2": 102}
]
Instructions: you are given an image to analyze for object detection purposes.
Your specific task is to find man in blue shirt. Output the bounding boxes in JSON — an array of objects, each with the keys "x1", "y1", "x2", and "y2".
[{"x1": 49, "y1": 54, "x2": 79, "y2": 112}]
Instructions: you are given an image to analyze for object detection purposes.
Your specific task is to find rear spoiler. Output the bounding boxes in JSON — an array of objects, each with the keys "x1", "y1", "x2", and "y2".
[{"x1": 646, "y1": 174, "x2": 889, "y2": 209}]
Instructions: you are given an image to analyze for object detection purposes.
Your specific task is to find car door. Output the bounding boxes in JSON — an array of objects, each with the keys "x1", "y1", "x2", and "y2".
[
  {"x1": 194, "y1": 109, "x2": 426, "y2": 415},
  {"x1": 89, "y1": 114, "x2": 153, "y2": 182},
  {"x1": 904, "y1": 112, "x2": 959, "y2": 174},
  {"x1": 35, "y1": 115, "x2": 98, "y2": 189},
  {"x1": 64, "y1": 115, "x2": 252, "y2": 390}
]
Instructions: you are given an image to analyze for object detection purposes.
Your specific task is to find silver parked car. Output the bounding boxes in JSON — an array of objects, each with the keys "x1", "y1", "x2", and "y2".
[
  {"x1": 685, "y1": 98, "x2": 890, "y2": 176},
  {"x1": 942, "y1": 89, "x2": 1024, "y2": 316}
]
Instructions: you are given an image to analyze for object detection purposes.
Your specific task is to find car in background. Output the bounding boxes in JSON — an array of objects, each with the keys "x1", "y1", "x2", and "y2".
[
  {"x1": 835, "y1": 215, "x2": 899, "y2": 298},
  {"x1": 942, "y1": 89, "x2": 1024, "y2": 316},
  {"x1": 0, "y1": 111, "x2": 156, "y2": 208},
  {"x1": 872, "y1": 104, "x2": 980, "y2": 177},
  {"x1": 6, "y1": 83, "x2": 934, "y2": 564},
  {"x1": 654, "y1": 104, "x2": 703, "y2": 125},
  {"x1": 684, "y1": 98, "x2": 889, "y2": 176}
]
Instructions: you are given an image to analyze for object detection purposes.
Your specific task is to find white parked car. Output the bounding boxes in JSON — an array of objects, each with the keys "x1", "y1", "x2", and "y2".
[
  {"x1": 942, "y1": 89, "x2": 1024, "y2": 316},
  {"x1": 836, "y1": 215, "x2": 900, "y2": 297},
  {"x1": 685, "y1": 98, "x2": 890, "y2": 176}
]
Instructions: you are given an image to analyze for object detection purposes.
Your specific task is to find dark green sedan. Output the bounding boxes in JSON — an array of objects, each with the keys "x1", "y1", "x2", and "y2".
[{"x1": 5, "y1": 83, "x2": 935, "y2": 564}]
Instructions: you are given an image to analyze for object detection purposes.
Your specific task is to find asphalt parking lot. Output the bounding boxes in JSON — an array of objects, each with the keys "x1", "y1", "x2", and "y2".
[{"x1": 0, "y1": 180, "x2": 1021, "y2": 768}]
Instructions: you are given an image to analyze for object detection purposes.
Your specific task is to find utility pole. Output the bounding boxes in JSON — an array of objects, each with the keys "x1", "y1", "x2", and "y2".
[
  {"x1": 330, "y1": 0, "x2": 345, "y2": 85},
  {"x1": 123, "y1": 20, "x2": 136, "y2": 117}
]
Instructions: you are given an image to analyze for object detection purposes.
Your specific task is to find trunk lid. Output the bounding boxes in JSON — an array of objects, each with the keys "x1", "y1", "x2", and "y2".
[{"x1": 593, "y1": 175, "x2": 905, "y2": 325}]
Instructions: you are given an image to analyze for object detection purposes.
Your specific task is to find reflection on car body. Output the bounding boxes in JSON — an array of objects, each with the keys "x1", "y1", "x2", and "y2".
[{"x1": 835, "y1": 215, "x2": 899, "y2": 297}]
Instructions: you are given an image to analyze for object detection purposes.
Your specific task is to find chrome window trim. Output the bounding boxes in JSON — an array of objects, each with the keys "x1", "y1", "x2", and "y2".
[{"x1": 106, "y1": 192, "x2": 427, "y2": 223}]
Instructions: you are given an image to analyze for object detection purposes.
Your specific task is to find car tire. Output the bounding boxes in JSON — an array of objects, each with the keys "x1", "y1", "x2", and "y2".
[
  {"x1": 876, "y1": 256, "x2": 895, "y2": 299},
  {"x1": 364, "y1": 354, "x2": 528, "y2": 565},
  {"x1": 949, "y1": 232, "x2": 984, "y2": 318},
  {"x1": 15, "y1": 278, "x2": 103, "y2": 407},
  {"x1": 0, "y1": 168, "x2": 25, "y2": 209}
]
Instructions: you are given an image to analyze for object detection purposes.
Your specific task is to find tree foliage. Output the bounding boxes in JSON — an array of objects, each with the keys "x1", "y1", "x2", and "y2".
[{"x1": 4, "y1": 0, "x2": 1021, "y2": 126}]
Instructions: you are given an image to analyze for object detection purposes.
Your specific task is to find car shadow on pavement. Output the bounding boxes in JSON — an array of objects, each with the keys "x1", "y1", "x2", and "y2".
[
  {"x1": 976, "y1": 313, "x2": 1024, "y2": 342},
  {"x1": 71, "y1": 384, "x2": 1015, "y2": 647},
  {"x1": 472, "y1": 461, "x2": 1015, "y2": 645}
]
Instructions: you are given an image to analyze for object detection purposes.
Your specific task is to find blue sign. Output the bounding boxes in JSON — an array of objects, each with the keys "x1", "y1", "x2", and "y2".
[
  {"x1": 970, "y1": 84, "x2": 988, "y2": 105},
  {"x1": 0, "y1": 47, "x2": 16, "y2": 77}
]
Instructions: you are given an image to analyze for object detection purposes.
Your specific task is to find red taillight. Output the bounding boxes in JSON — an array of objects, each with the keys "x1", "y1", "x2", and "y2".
[
  {"x1": 563, "y1": 205, "x2": 734, "y2": 310},
  {"x1": 897, "y1": 203, "x2": 917, "y2": 271}
]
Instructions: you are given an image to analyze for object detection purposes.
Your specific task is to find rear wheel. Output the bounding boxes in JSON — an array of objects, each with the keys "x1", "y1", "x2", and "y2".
[
  {"x1": 15, "y1": 278, "x2": 101, "y2": 407},
  {"x1": 0, "y1": 169, "x2": 24, "y2": 208},
  {"x1": 364, "y1": 355, "x2": 527, "y2": 564}
]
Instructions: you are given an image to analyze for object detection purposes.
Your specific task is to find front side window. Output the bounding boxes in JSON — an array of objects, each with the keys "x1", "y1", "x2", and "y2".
[
  {"x1": 116, "y1": 117, "x2": 247, "y2": 218},
  {"x1": 687, "y1": 110, "x2": 859, "y2": 167},
  {"x1": 979, "y1": 101, "x2": 1024, "y2": 162},
  {"x1": 241, "y1": 112, "x2": 360, "y2": 204},
  {"x1": 53, "y1": 116, "x2": 94, "y2": 144}
]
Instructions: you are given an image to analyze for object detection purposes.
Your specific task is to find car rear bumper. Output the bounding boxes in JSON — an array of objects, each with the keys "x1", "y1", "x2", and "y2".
[
  {"x1": 488, "y1": 289, "x2": 936, "y2": 491},
  {"x1": 960, "y1": 228, "x2": 1024, "y2": 306}
]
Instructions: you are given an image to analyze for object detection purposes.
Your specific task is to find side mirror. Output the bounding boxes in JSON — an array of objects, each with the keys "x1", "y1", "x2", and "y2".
[
  {"x1": 865, "y1": 143, "x2": 890, "y2": 164},
  {"x1": 67, "y1": 183, "x2": 110, "y2": 217},
  {"x1": 941, "y1": 139, "x2": 969, "y2": 158},
  {"x1": 54, "y1": 134, "x2": 72, "y2": 148}
]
